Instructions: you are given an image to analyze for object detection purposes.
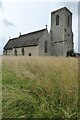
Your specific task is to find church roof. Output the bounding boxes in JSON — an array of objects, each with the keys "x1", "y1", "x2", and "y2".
[
  {"x1": 4, "y1": 29, "x2": 46, "y2": 50},
  {"x1": 51, "y1": 7, "x2": 72, "y2": 14}
]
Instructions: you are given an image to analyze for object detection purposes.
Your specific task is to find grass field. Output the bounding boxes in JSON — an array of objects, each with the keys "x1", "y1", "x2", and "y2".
[
  {"x1": 2, "y1": 56, "x2": 78, "y2": 119},
  {"x1": 0, "y1": 57, "x2": 2, "y2": 119}
]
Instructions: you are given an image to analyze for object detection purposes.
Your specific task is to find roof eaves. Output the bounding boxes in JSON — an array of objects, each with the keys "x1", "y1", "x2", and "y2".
[{"x1": 4, "y1": 44, "x2": 38, "y2": 50}]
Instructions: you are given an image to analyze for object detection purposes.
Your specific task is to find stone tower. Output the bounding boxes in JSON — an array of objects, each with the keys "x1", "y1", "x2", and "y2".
[{"x1": 50, "y1": 7, "x2": 73, "y2": 56}]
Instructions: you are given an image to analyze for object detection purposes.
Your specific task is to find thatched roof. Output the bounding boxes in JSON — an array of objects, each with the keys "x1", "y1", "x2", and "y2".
[{"x1": 4, "y1": 29, "x2": 46, "y2": 50}]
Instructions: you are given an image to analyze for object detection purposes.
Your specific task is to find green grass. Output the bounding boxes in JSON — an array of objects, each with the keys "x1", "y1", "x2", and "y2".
[
  {"x1": 0, "y1": 57, "x2": 2, "y2": 119},
  {"x1": 2, "y1": 56, "x2": 78, "y2": 119}
]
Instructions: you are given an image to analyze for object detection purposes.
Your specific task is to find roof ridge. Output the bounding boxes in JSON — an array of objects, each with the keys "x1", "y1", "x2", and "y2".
[
  {"x1": 8, "y1": 28, "x2": 46, "y2": 41},
  {"x1": 19, "y1": 28, "x2": 46, "y2": 37},
  {"x1": 9, "y1": 37, "x2": 18, "y2": 41}
]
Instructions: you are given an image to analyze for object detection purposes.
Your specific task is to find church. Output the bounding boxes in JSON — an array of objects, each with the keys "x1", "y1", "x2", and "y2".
[{"x1": 3, "y1": 7, "x2": 74, "y2": 56}]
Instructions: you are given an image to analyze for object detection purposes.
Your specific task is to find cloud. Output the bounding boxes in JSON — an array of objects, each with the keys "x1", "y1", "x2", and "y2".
[
  {"x1": 0, "y1": 1, "x2": 3, "y2": 10},
  {"x1": 0, "y1": 1, "x2": 15, "y2": 27},
  {"x1": 3, "y1": 19, "x2": 15, "y2": 27}
]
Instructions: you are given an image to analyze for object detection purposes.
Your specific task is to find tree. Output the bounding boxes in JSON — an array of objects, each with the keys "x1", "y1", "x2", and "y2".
[{"x1": 67, "y1": 50, "x2": 76, "y2": 57}]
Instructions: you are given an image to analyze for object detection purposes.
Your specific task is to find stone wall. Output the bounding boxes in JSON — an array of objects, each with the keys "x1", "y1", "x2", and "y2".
[
  {"x1": 39, "y1": 29, "x2": 52, "y2": 56},
  {"x1": 3, "y1": 49, "x2": 12, "y2": 56},
  {"x1": 50, "y1": 8, "x2": 73, "y2": 56},
  {"x1": 5, "y1": 46, "x2": 39, "y2": 56}
]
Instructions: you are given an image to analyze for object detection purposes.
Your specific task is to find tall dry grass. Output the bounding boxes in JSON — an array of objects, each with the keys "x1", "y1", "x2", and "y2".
[
  {"x1": 2, "y1": 56, "x2": 78, "y2": 119},
  {"x1": 0, "y1": 56, "x2": 2, "y2": 119}
]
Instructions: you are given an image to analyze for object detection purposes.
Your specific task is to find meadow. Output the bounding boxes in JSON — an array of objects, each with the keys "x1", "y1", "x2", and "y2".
[
  {"x1": 0, "y1": 57, "x2": 2, "y2": 119},
  {"x1": 2, "y1": 56, "x2": 78, "y2": 119}
]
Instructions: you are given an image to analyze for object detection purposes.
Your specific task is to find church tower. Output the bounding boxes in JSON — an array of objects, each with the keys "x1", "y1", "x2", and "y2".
[{"x1": 50, "y1": 7, "x2": 73, "y2": 56}]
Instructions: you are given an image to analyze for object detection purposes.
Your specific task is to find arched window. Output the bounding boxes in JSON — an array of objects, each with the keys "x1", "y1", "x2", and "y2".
[
  {"x1": 21, "y1": 48, "x2": 25, "y2": 55},
  {"x1": 44, "y1": 41, "x2": 48, "y2": 53},
  {"x1": 68, "y1": 15, "x2": 70, "y2": 26},
  {"x1": 14, "y1": 49, "x2": 17, "y2": 56},
  {"x1": 6, "y1": 50, "x2": 7, "y2": 55},
  {"x1": 56, "y1": 15, "x2": 59, "y2": 26}
]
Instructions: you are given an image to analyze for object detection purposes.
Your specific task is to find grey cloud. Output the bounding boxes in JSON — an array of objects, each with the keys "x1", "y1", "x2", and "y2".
[
  {"x1": 0, "y1": 1, "x2": 15, "y2": 27},
  {"x1": 3, "y1": 19, "x2": 15, "y2": 27},
  {"x1": 0, "y1": 1, "x2": 3, "y2": 10}
]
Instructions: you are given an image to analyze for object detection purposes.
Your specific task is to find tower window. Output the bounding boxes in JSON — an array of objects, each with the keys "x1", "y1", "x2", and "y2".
[
  {"x1": 68, "y1": 15, "x2": 70, "y2": 26},
  {"x1": 56, "y1": 15, "x2": 59, "y2": 26},
  {"x1": 44, "y1": 41, "x2": 48, "y2": 53}
]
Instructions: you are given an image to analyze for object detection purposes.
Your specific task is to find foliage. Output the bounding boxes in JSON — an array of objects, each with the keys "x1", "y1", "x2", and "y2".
[{"x1": 67, "y1": 50, "x2": 76, "y2": 57}]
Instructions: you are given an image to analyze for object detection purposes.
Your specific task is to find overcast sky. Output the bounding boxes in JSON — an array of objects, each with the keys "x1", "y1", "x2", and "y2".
[{"x1": 0, "y1": 0, "x2": 79, "y2": 55}]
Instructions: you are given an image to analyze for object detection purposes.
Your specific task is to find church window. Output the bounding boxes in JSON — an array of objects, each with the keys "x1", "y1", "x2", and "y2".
[
  {"x1": 6, "y1": 50, "x2": 7, "y2": 55},
  {"x1": 56, "y1": 15, "x2": 59, "y2": 26},
  {"x1": 68, "y1": 15, "x2": 70, "y2": 26},
  {"x1": 44, "y1": 41, "x2": 48, "y2": 53},
  {"x1": 14, "y1": 49, "x2": 17, "y2": 56},
  {"x1": 21, "y1": 48, "x2": 25, "y2": 55}
]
